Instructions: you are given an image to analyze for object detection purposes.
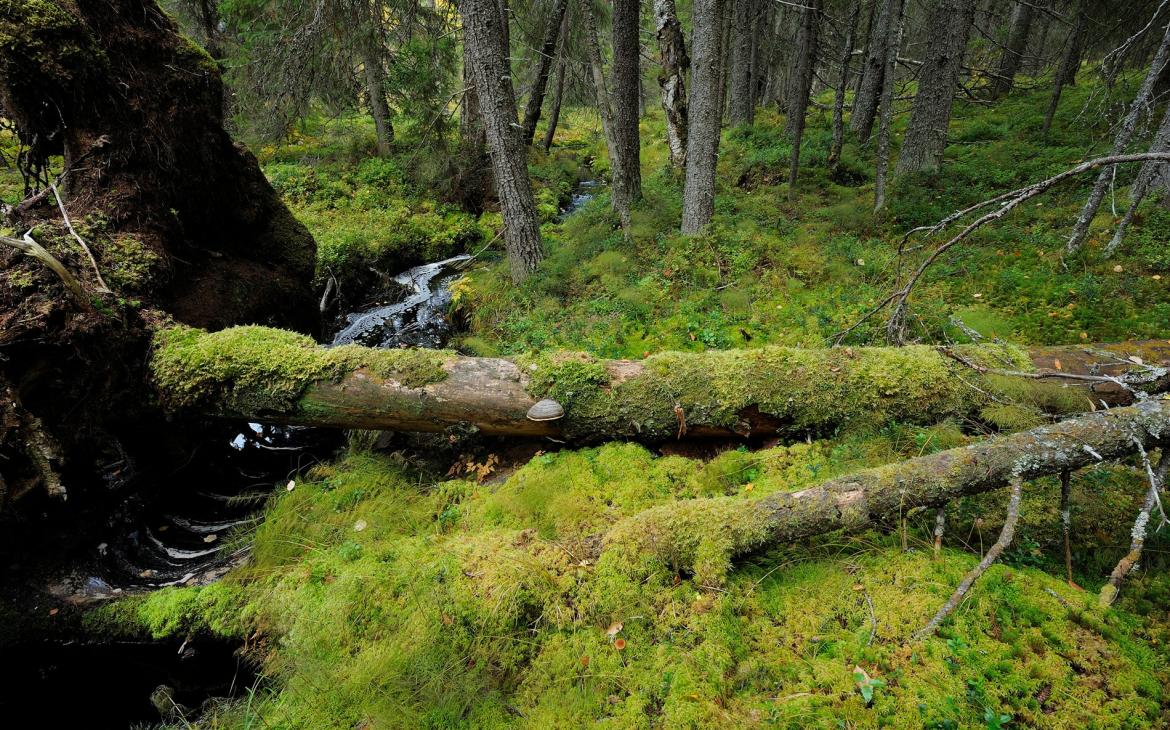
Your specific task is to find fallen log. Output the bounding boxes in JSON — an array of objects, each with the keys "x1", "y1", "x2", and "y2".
[
  {"x1": 599, "y1": 399, "x2": 1170, "y2": 586},
  {"x1": 150, "y1": 324, "x2": 1170, "y2": 441}
]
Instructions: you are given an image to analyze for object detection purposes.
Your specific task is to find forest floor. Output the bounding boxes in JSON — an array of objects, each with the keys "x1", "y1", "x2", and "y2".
[{"x1": 9, "y1": 77, "x2": 1170, "y2": 727}]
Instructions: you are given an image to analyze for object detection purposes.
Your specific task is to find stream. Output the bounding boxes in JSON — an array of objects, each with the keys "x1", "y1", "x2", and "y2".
[{"x1": 2, "y1": 178, "x2": 600, "y2": 727}]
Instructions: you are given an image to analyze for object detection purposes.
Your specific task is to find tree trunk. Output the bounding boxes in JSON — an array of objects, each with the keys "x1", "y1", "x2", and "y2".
[
  {"x1": 728, "y1": 0, "x2": 756, "y2": 126},
  {"x1": 681, "y1": 0, "x2": 725, "y2": 232},
  {"x1": 459, "y1": 0, "x2": 545, "y2": 281},
  {"x1": 458, "y1": 37, "x2": 491, "y2": 215},
  {"x1": 611, "y1": 0, "x2": 644, "y2": 217},
  {"x1": 1105, "y1": 99, "x2": 1170, "y2": 255},
  {"x1": 1066, "y1": 15, "x2": 1170, "y2": 254},
  {"x1": 542, "y1": 13, "x2": 571, "y2": 152},
  {"x1": 896, "y1": 0, "x2": 978, "y2": 174},
  {"x1": 851, "y1": 0, "x2": 898, "y2": 143},
  {"x1": 989, "y1": 1, "x2": 1034, "y2": 99},
  {"x1": 717, "y1": 0, "x2": 735, "y2": 120},
  {"x1": 1041, "y1": 0, "x2": 1085, "y2": 137},
  {"x1": 0, "y1": 0, "x2": 316, "y2": 506},
  {"x1": 601, "y1": 399, "x2": 1170, "y2": 585},
  {"x1": 361, "y1": 41, "x2": 395, "y2": 155},
  {"x1": 153, "y1": 326, "x2": 1170, "y2": 441},
  {"x1": 829, "y1": 0, "x2": 861, "y2": 171},
  {"x1": 786, "y1": 0, "x2": 822, "y2": 188},
  {"x1": 873, "y1": 0, "x2": 905, "y2": 210},
  {"x1": 581, "y1": 0, "x2": 625, "y2": 212},
  {"x1": 521, "y1": 0, "x2": 570, "y2": 145},
  {"x1": 654, "y1": 0, "x2": 689, "y2": 167}
]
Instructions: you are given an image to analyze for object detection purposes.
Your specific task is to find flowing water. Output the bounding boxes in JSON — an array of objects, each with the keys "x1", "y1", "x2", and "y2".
[{"x1": 3, "y1": 179, "x2": 603, "y2": 726}]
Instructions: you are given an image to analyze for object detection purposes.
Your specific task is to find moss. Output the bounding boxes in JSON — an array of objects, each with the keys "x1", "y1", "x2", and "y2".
[
  {"x1": 90, "y1": 437, "x2": 1167, "y2": 728},
  {"x1": 98, "y1": 233, "x2": 163, "y2": 292},
  {"x1": 521, "y1": 343, "x2": 1042, "y2": 440},
  {"x1": 151, "y1": 324, "x2": 450, "y2": 414}
]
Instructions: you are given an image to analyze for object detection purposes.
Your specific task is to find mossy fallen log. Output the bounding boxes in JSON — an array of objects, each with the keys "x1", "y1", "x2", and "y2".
[
  {"x1": 150, "y1": 324, "x2": 1170, "y2": 440},
  {"x1": 599, "y1": 399, "x2": 1170, "y2": 586}
]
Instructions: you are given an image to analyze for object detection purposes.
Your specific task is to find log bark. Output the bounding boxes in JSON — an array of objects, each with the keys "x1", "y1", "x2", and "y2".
[
  {"x1": 152, "y1": 326, "x2": 1170, "y2": 441},
  {"x1": 600, "y1": 399, "x2": 1170, "y2": 585}
]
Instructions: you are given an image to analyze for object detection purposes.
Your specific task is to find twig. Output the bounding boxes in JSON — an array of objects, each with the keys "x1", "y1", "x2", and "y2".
[
  {"x1": 49, "y1": 182, "x2": 110, "y2": 293},
  {"x1": 1059, "y1": 470, "x2": 1076, "y2": 587},
  {"x1": 1, "y1": 232, "x2": 90, "y2": 306},
  {"x1": 916, "y1": 476, "x2": 1023, "y2": 640},
  {"x1": 833, "y1": 153, "x2": 1170, "y2": 345},
  {"x1": 1099, "y1": 448, "x2": 1167, "y2": 605},
  {"x1": 932, "y1": 506, "x2": 946, "y2": 559}
]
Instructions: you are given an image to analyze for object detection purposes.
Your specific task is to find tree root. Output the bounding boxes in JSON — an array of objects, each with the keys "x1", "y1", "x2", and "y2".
[{"x1": 1, "y1": 232, "x2": 90, "y2": 306}]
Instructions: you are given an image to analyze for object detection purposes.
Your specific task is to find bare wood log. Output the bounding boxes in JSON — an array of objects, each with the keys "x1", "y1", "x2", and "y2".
[
  {"x1": 151, "y1": 325, "x2": 1170, "y2": 441},
  {"x1": 599, "y1": 399, "x2": 1170, "y2": 586}
]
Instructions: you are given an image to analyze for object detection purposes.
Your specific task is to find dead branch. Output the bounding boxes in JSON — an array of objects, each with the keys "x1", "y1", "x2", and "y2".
[
  {"x1": 49, "y1": 182, "x2": 110, "y2": 293},
  {"x1": 1, "y1": 232, "x2": 90, "y2": 306},
  {"x1": 1099, "y1": 447, "x2": 1167, "y2": 605},
  {"x1": 832, "y1": 153, "x2": 1170, "y2": 345},
  {"x1": 915, "y1": 476, "x2": 1023, "y2": 640}
]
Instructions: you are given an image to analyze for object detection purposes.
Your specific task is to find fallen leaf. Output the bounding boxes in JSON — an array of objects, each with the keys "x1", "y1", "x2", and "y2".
[
  {"x1": 203, "y1": 534, "x2": 218, "y2": 543},
  {"x1": 48, "y1": 608, "x2": 59, "y2": 616},
  {"x1": 972, "y1": 293, "x2": 982, "y2": 299},
  {"x1": 353, "y1": 519, "x2": 368, "y2": 532},
  {"x1": 606, "y1": 621, "x2": 623, "y2": 637},
  {"x1": 1053, "y1": 358, "x2": 1062, "y2": 371},
  {"x1": 1130, "y1": 356, "x2": 1145, "y2": 365}
]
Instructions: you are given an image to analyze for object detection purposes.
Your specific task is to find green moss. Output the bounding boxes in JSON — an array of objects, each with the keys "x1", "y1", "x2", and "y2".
[
  {"x1": 121, "y1": 443, "x2": 1165, "y2": 729},
  {"x1": 521, "y1": 343, "x2": 1044, "y2": 440},
  {"x1": 98, "y1": 234, "x2": 162, "y2": 292},
  {"x1": 150, "y1": 324, "x2": 450, "y2": 414}
]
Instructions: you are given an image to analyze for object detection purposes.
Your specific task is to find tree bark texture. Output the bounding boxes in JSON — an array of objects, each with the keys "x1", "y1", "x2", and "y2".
[
  {"x1": 896, "y1": 0, "x2": 978, "y2": 174},
  {"x1": 1066, "y1": 16, "x2": 1170, "y2": 253},
  {"x1": 990, "y1": 1, "x2": 1034, "y2": 99},
  {"x1": 786, "y1": 0, "x2": 822, "y2": 187},
  {"x1": 542, "y1": 13, "x2": 571, "y2": 152},
  {"x1": 601, "y1": 399, "x2": 1170, "y2": 585},
  {"x1": 728, "y1": 0, "x2": 757, "y2": 126},
  {"x1": 581, "y1": 0, "x2": 625, "y2": 211},
  {"x1": 361, "y1": 40, "x2": 395, "y2": 155},
  {"x1": 851, "y1": 0, "x2": 899, "y2": 143},
  {"x1": 521, "y1": 0, "x2": 570, "y2": 145},
  {"x1": 654, "y1": 0, "x2": 689, "y2": 167},
  {"x1": 873, "y1": 0, "x2": 905, "y2": 210},
  {"x1": 829, "y1": 0, "x2": 861, "y2": 171},
  {"x1": 1041, "y1": 0, "x2": 1084, "y2": 137},
  {"x1": 459, "y1": 0, "x2": 545, "y2": 281},
  {"x1": 610, "y1": 0, "x2": 644, "y2": 215},
  {"x1": 682, "y1": 0, "x2": 725, "y2": 232},
  {"x1": 154, "y1": 326, "x2": 1170, "y2": 442}
]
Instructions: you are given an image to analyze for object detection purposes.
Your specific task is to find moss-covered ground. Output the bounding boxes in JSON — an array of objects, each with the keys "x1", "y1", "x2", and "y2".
[
  {"x1": 101, "y1": 434, "x2": 1169, "y2": 728},
  {"x1": 8, "y1": 67, "x2": 1170, "y2": 726}
]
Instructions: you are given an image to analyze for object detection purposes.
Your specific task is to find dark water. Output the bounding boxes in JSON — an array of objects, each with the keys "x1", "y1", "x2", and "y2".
[
  {"x1": 332, "y1": 254, "x2": 472, "y2": 349},
  {"x1": 559, "y1": 179, "x2": 600, "y2": 220}
]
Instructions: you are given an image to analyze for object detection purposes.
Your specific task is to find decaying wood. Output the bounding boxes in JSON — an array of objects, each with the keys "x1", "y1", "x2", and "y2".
[
  {"x1": 1, "y1": 233, "x2": 89, "y2": 305},
  {"x1": 1099, "y1": 447, "x2": 1167, "y2": 605},
  {"x1": 916, "y1": 476, "x2": 1023, "y2": 640},
  {"x1": 598, "y1": 399, "x2": 1170, "y2": 587},
  {"x1": 151, "y1": 325, "x2": 1170, "y2": 440}
]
